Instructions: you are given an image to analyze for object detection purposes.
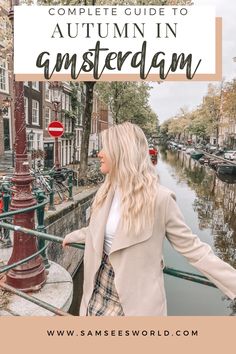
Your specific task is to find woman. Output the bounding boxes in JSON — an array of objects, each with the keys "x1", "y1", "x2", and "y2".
[{"x1": 63, "y1": 122, "x2": 236, "y2": 316}]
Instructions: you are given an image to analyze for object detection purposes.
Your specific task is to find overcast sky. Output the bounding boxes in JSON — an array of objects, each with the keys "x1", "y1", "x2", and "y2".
[{"x1": 149, "y1": 0, "x2": 236, "y2": 123}]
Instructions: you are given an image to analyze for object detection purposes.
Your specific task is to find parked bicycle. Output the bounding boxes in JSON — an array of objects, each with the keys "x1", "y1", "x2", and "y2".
[
  {"x1": 77, "y1": 161, "x2": 105, "y2": 186},
  {"x1": 29, "y1": 166, "x2": 71, "y2": 202}
]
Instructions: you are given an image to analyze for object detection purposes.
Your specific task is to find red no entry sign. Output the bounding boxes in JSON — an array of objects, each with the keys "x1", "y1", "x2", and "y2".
[{"x1": 48, "y1": 120, "x2": 64, "y2": 138}]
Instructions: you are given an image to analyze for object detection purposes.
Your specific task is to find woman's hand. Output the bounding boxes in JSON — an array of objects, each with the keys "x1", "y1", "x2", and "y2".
[
  {"x1": 61, "y1": 227, "x2": 88, "y2": 249},
  {"x1": 62, "y1": 237, "x2": 70, "y2": 248}
]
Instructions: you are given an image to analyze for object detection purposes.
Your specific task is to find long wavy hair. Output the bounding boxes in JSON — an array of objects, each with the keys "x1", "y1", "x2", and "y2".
[{"x1": 92, "y1": 122, "x2": 159, "y2": 235}]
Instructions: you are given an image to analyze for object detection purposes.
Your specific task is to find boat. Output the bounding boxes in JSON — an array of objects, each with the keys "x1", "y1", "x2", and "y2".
[
  {"x1": 149, "y1": 146, "x2": 158, "y2": 165},
  {"x1": 190, "y1": 151, "x2": 204, "y2": 160},
  {"x1": 217, "y1": 173, "x2": 236, "y2": 184},
  {"x1": 198, "y1": 156, "x2": 211, "y2": 165},
  {"x1": 209, "y1": 160, "x2": 224, "y2": 171},
  {"x1": 217, "y1": 164, "x2": 236, "y2": 176}
]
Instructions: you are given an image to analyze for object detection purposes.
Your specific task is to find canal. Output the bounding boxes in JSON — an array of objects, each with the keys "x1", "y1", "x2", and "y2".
[
  {"x1": 159, "y1": 147, "x2": 236, "y2": 315},
  {"x1": 70, "y1": 148, "x2": 236, "y2": 316}
]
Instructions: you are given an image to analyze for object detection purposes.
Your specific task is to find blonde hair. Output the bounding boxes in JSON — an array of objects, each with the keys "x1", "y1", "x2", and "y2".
[{"x1": 92, "y1": 122, "x2": 159, "y2": 235}]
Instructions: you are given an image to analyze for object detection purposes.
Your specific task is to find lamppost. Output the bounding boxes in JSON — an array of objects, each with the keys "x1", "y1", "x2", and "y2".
[
  {"x1": 5, "y1": 0, "x2": 46, "y2": 291},
  {"x1": 49, "y1": 82, "x2": 62, "y2": 169}
]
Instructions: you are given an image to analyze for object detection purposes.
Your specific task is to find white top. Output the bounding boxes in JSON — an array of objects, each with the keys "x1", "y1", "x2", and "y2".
[{"x1": 104, "y1": 188, "x2": 121, "y2": 255}]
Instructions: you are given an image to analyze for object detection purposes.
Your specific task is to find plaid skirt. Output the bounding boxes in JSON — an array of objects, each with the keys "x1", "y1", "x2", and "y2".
[{"x1": 86, "y1": 252, "x2": 125, "y2": 316}]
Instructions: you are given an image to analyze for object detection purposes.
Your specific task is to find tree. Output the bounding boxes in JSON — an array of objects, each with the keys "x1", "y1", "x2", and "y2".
[
  {"x1": 200, "y1": 84, "x2": 221, "y2": 143},
  {"x1": 96, "y1": 81, "x2": 158, "y2": 135},
  {"x1": 80, "y1": 81, "x2": 96, "y2": 175},
  {"x1": 188, "y1": 109, "x2": 208, "y2": 140},
  {"x1": 159, "y1": 117, "x2": 174, "y2": 141},
  {"x1": 222, "y1": 79, "x2": 236, "y2": 121}
]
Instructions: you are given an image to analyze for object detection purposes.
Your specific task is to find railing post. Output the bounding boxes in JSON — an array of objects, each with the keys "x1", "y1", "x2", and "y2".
[
  {"x1": 35, "y1": 189, "x2": 50, "y2": 269},
  {"x1": 48, "y1": 174, "x2": 56, "y2": 211},
  {"x1": 0, "y1": 181, "x2": 12, "y2": 248},
  {"x1": 68, "y1": 171, "x2": 74, "y2": 201},
  {"x1": 6, "y1": 1, "x2": 46, "y2": 291}
]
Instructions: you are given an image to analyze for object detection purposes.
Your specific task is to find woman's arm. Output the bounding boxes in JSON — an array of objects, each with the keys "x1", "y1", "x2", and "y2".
[
  {"x1": 165, "y1": 192, "x2": 236, "y2": 300},
  {"x1": 62, "y1": 226, "x2": 88, "y2": 248}
]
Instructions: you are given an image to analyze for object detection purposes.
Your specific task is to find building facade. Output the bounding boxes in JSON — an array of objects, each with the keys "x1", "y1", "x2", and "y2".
[
  {"x1": 24, "y1": 81, "x2": 44, "y2": 168},
  {"x1": 0, "y1": 0, "x2": 13, "y2": 159},
  {"x1": 89, "y1": 92, "x2": 113, "y2": 155}
]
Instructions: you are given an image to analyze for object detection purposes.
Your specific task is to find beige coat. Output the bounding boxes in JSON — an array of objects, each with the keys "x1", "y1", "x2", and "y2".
[{"x1": 65, "y1": 185, "x2": 236, "y2": 316}]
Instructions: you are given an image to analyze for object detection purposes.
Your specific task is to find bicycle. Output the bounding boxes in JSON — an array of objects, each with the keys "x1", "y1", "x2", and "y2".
[{"x1": 77, "y1": 161, "x2": 105, "y2": 186}]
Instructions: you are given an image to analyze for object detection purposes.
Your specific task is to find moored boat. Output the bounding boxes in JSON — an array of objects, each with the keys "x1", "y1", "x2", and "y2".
[
  {"x1": 217, "y1": 164, "x2": 236, "y2": 176},
  {"x1": 191, "y1": 151, "x2": 204, "y2": 160},
  {"x1": 217, "y1": 173, "x2": 236, "y2": 184}
]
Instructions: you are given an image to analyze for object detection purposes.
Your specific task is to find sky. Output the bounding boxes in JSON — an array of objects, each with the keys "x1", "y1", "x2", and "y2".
[{"x1": 149, "y1": 0, "x2": 236, "y2": 124}]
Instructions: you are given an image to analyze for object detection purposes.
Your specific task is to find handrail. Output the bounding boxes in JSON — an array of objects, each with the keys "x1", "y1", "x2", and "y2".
[
  {"x1": 0, "y1": 199, "x2": 48, "y2": 219},
  {"x1": 0, "y1": 243, "x2": 48, "y2": 274},
  {"x1": 0, "y1": 220, "x2": 216, "y2": 288},
  {"x1": 0, "y1": 281, "x2": 73, "y2": 316},
  {"x1": 201, "y1": 150, "x2": 236, "y2": 166},
  {"x1": 163, "y1": 267, "x2": 216, "y2": 288},
  {"x1": 0, "y1": 176, "x2": 81, "y2": 316},
  {"x1": 0, "y1": 221, "x2": 85, "y2": 250}
]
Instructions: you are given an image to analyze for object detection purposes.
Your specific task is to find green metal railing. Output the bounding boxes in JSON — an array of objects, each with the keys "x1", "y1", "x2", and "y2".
[
  {"x1": 0, "y1": 184, "x2": 217, "y2": 317},
  {"x1": 0, "y1": 281, "x2": 73, "y2": 316},
  {"x1": 0, "y1": 242, "x2": 48, "y2": 274},
  {"x1": 163, "y1": 267, "x2": 216, "y2": 288},
  {"x1": 0, "y1": 184, "x2": 80, "y2": 316}
]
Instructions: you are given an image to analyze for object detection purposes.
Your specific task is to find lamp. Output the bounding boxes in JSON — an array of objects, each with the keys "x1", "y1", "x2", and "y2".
[
  {"x1": 49, "y1": 81, "x2": 63, "y2": 107},
  {"x1": 28, "y1": 129, "x2": 35, "y2": 141},
  {"x1": 0, "y1": 96, "x2": 11, "y2": 115}
]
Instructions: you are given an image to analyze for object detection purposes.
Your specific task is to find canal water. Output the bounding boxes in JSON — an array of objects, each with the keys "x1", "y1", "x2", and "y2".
[
  {"x1": 70, "y1": 148, "x2": 236, "y2": 316},
  {"x1": 158, "y1": 147, "x2": 236, "y2": 315}
]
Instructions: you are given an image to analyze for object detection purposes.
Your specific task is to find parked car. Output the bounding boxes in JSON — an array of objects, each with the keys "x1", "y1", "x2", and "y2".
[
  {"x1": 213, "y1": 150, "x2": 225, "y2": 157},
  {"x1": 208, "y1": 146, "x2": 217, "y2": 153},
  {"x1": 224, "y1": 151, "x2": 236, "y2": 160},
  {"x1": 195, "y1": 144, "x2": 204, "y2": 150}
]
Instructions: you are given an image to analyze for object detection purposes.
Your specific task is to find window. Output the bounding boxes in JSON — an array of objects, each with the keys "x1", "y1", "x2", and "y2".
[
  {"x1": 76, "y1": 130, "x2": 80, "y2": 147},
  {"x1": 27, "y1": 132, "x2": 34, "y2": 151},
  {"x1": 36, "y1": 133, "x2": 41, "y2": 150},
  {"x1": 0, "y1": 18, "x2": 7, "y2": 47},
  {"x1": 65, "y1": 118, "x2": 69, "y2": 132},
  {"x1": 79, "y1": 112, "x2": 83, "y2": 126},
  {"x1": 0, "y1": 59, "x2": 8, "y2": 93},
  {"x1": 45, "y1": 82, "x2": 51, "y2": 101},
  {"x1": 69, "y1": 119, "x2": 72, "y2": 132},
  {"x1": 32, "y1": 81, "x2": 39, "y2": 91},
  {"x1": 24, "y1": 97, "x2": 29, "y2": 124},
  {"x1": 61, "y1": 93, "x2": 66, "y2": 110},
  {"x1": 45, "y1": 107, "x2": 51, "y2": 129},
  {"x1": 24, "y1": 81, "x2": 29, "y2": 87},
  {"x1": 32, "y1": 100, "x2": 39, "y2": 125},
  {"x1": 65, "y1": 94, "x2": 70, "y2": 111}
]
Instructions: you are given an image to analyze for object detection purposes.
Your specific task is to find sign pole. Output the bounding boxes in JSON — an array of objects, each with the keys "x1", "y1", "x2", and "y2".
[{"x1": 47, "y1": 120, "x2": 64, "y2": 169}]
